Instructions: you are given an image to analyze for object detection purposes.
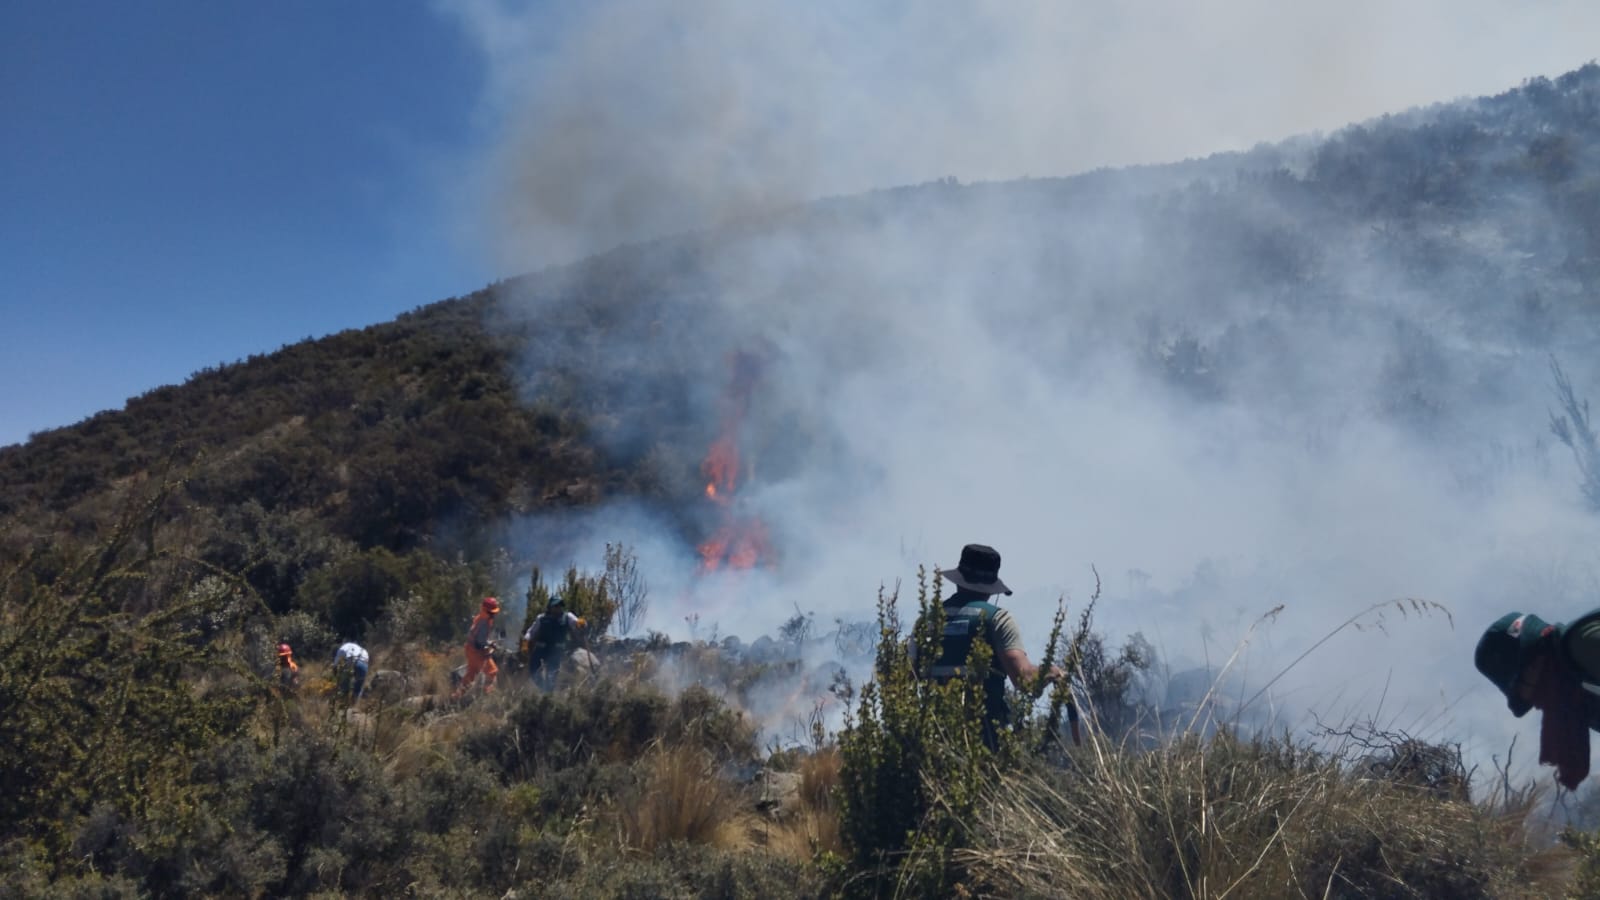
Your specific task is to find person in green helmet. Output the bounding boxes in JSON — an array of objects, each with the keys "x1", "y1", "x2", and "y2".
[
  {"x1": 524, "y1": 595, "x2": 587, "y2": 692},
  {"x1": 1475, "y1": 609, "x2": 1600, "y2": 789}
]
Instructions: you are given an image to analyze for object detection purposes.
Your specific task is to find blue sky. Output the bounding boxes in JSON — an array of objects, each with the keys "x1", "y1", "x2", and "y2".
[{"x1": 1, "y1": 2, "x2": 491, "y2": 447}]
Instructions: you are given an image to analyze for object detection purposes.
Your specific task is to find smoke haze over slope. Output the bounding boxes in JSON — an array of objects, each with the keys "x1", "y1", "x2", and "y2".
[
  {"x1": 441, "y1": 1, "x2": 1600, "y2": 770},
  {"x1": 443, "y1": 0, "x2": 1600, "y2": 266}
]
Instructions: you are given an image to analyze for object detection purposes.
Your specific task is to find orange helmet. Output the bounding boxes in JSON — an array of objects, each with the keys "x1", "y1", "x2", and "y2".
[
  {"x1": 276, "y1": 642, "x2": 293, "y2": 658},
  {"x1": 481, "y1": 596, "x2": 501, "y2": 615}
]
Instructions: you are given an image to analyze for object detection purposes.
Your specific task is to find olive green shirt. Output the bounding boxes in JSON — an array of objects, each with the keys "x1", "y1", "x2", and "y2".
[{"x1": 984, "y1": 607, "x2": 1026, "y2": 655}]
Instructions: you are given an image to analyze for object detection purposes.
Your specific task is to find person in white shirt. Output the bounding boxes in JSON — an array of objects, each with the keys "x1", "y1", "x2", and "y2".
[{"x1": 333, "y1": 641, "x2": 370, "y2": 700}]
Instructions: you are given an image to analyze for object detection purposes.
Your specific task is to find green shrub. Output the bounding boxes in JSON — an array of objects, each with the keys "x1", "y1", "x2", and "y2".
[
  {"x1": 836, "y1": 566, "x2": 1084, "y2": 895},
  {"x1": 363, "y1": 553, "x2": 489, "y2": 646},
  {"x1": 1564, "y1": 827, "x2": 1600, "y2": 899},
  {"x1": 272, "y1": 609, "x2": 339, "y2": 661},
  {"x1": 461, "y1": 680, "x2": 757, "y2": 778},
  {"x1": 835, "y1": 574, "x2": 1006, "y2": 894},
  {"x1": 295, "y1": 546, "x2": 412, "y2": 638},
  {"x1": 0, "y1": 482, "x2": 261, "y2": 868},
  {"x1": 523, "y1": 564, "x2": 619, "y2": 642}
]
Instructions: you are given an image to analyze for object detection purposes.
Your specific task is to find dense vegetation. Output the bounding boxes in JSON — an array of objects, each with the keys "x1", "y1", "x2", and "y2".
[
  {"x1": 7, "y1": 64, "x2": 1600, "y2": 896},
  {"x1": 0, "y1": 499, "x2": 1577, "y2": 898}
]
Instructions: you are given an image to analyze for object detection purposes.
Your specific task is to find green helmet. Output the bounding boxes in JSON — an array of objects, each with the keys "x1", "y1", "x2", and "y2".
[{"x1": 1474, "y1": 611, "x2": 1553, "y2": 717}]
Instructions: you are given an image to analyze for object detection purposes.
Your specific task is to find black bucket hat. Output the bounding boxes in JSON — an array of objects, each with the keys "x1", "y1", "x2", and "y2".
[
  {"x1": 939, "y1": 544, "x2": 1013, "y2": 596},
  {"x1": 1474, "y1": 611, "x2": 1553, "y2": 718}
]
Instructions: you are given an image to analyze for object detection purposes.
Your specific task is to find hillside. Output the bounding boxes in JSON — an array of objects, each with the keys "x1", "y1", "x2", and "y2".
[
  {"x1": 6, "y1": 64, "x2": 1600, "y2": 578},
  {"x1": 6, "y1": 64, "x2": 1600, "y2": 897}
]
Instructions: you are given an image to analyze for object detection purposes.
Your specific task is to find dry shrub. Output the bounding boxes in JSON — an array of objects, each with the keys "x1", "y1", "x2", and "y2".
[
  {"x1": 405, "y1": 646, "x2": 459, "y2": 698},
  {"x1": 381, "y1": 696, "x2": 507, "y2": 781},
  {"x1": 796, "y1": 747, "x2": 843, "y2": 856},
  {"x1": 618, "y1": 745, "x2": 744, "y2": 852},
  {"x1": 751, "y1": 747, "x2": 845, "y2": 863},
  {"x1": 533, "y1": 841, "x2": 824, "y2": 899},
  {"x1": 800, "y1": 746, "x2": 842, "y2": 813},
  {"x1": 758, "y1": 808, "x2": 841, "y2": 864},
  {"x1": 954, "y1": 729, "x2": 1572, "y2": 900}
]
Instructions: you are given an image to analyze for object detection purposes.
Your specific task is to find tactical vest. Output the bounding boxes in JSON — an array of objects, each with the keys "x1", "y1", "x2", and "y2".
[
  {"x1": 929, "y1": 599, "x2": 1011, "y2": 725},
  {"x1": 535, "y1": 613, "x2": 571, "y2": 649}
]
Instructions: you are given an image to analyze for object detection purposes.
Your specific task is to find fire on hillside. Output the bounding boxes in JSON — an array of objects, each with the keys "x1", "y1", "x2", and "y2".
[{"x1": 697, "y1": 348, "x2": 776, "y2": 573}]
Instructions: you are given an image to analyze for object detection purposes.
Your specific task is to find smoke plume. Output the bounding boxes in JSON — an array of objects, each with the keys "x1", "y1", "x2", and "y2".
[{"x1": 440, "y1": 0, "x2": 1600, "y2": 771}]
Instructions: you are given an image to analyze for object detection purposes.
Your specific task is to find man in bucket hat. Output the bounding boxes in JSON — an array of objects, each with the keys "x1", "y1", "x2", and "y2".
[
  {"x1": 1475, "y1": 609, "x2": 1600, "y2": 789},
  {"x1": 923, "y1": 543, "x2": 1065, "y2": 750}
]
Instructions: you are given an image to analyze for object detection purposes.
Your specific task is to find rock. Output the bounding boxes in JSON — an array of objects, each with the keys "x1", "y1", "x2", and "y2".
[
  {"x1": 566, "y1": 648, "x2": 601, "y2": 684},
  {"x1": 756, "y1": 770, "x2": 804, "y2": 815},
  {"x1": 365, "y1": 669, "x2": 408, "y2": 701}
]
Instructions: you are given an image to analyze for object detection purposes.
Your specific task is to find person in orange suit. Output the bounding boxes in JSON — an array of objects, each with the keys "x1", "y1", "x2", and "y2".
[{"x1": 453, "y1": 596, "x2": 501, "y2": 699}]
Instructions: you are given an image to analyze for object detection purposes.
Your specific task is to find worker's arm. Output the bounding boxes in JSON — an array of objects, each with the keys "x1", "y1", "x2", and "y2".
[
  {"x1": 996, "y1": 649, "x2": 1065, "y2": 689},
  {"x1": 998, "y1": 648, "x2": 1080, "y2": 747},
  {"x1": 986, "y1": 608, "x2": 1064, "y2": 689}
]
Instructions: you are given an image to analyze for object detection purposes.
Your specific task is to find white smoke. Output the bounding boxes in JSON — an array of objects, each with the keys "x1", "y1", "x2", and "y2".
[
  {"x1": 437, "y1": 0, "x2": 1600, "y2": 772},
  {"x1": 441, "y1": 0, "x2": 1600, "y2": 267}
]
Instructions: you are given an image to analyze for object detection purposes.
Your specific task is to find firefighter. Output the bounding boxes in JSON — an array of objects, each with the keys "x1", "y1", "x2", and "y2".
[
  {"x1": 275, "y1": 641, "x2": 300, "y2": 690},
  {"x1": 452, "y1": 597, "x2": 502, "y2": 700},
  {"x1": 1476, "y1": 609, "x2": 1600, "y2": 789},
  {"x1": 524, "y1": 595, "x2": 587, "y2": 691},
  {"x1": 922, "y1": 544, "x2": 1065, "y2": 750}
]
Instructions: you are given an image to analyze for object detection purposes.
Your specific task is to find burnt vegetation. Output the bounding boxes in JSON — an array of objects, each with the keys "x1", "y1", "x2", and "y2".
[{"x1": 7, "y1": 66, "x2": 1600, "y2": 896}]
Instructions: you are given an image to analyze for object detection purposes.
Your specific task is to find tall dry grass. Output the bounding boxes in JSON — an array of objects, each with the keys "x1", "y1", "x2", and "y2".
[
  {"x1": 608, "y1": 742, "x2": 846, "y2": 865},
  {"x1": 617, "y1": 744, "x2": 745, "y2": 852},
  {"x1": 952, "y1": 728, "x2": 1570, "y2": 899},
  {"x1": 759, "y1": 747, "x2": 846, "y2": 863},
  {"x1": 933, "y1": 598, "x2": 1574, "y2": 899}
]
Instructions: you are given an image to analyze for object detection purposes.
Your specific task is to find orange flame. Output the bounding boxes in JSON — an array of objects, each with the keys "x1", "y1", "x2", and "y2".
[
  {"x1": 701, "y1": 434, "x2": 740, "y2": 503},
  {"x1": 698, "y1": 516, "x2": 772, "y2": 573},
  {"x1": 696, "y1": 348, "x2": 775, "y2": 573}
]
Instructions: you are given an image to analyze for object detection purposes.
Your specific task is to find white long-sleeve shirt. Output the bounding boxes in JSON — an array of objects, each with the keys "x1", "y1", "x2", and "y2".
[
  {"x1": 525, "y1": 611, "x2": 582, "y2": 645},
  {"x1": 334, "y1": 642, "x2": 369, "y2": 666}
]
